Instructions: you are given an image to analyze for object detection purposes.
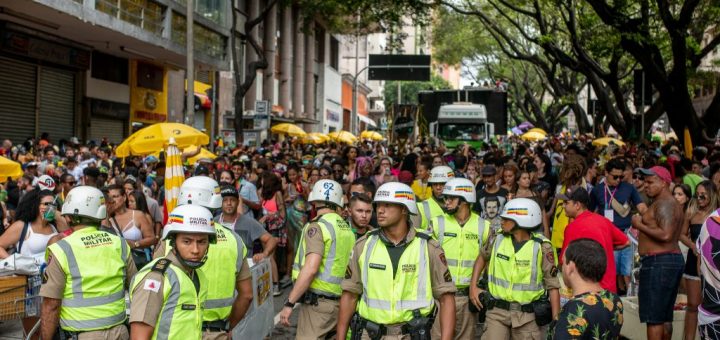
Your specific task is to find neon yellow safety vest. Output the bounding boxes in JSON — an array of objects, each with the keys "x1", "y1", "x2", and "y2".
[
  {"x1": 431, "y1": 213, "x2": 490, "y2": 288},
  {"x1": 357, "y1": 231, "x2": 435, "y2": 324},
  {"x1": 48, "y1": 227, "x2": 128, "y2": 332},
  {"x1": 164, "y1": 222, "x2": 247, "y2": 322},
  {"x1": 292, "y1": 212, "x2": 355, "y2": 296},
  {"x1": 418, "y1": 197, "x2": 443, "y2": 233},
  {"x1": 487, "y1": 233, "x2": 554, "y2": 304},
  {"x1": 130, "y1": 257, "x2": 207, "y2": 340}
]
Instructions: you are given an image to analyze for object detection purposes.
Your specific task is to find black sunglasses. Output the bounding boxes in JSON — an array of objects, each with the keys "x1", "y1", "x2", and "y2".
[{"x1": 609, "y1": 175, "x2": 622, "y2": 180}]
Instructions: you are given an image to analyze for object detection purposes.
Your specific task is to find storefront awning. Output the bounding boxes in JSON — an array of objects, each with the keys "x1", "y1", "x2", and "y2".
[
  {"x1": 358, "y1": 114, "x2": 377, "y2": 127},
  {"x1": 296, "y1": 117, "x2": 321, "y2": 124},
  {"x1": 194, "y1": 93, "x2": 212, "y2": 109}
]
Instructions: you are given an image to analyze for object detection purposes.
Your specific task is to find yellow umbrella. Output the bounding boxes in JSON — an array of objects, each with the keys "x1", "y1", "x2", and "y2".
[
  {"x1": 328, "y1": 131, "x2": 357, "y2": 143},
  {"x1": 301, "y1": 133, "x2": 328, "y2": 145},
  {"x1": 116, "y1": 123, "x2": 209, "y2": 157},
  {"x1": 0, "y1": 157, "x2": 23, "y2": 182},
  {"x1": 361, "y1": 130, "x2": 383, "y2": 141},
  {"x1": 684, "y1": 128, "x2": 693, "y2": 158},
  {"x1": 186, "y1": 147, "x2": 217, "y2": 165},
  {"x1": 520, "y1": 131, "x2": 546, "y2": 141},
  {"x1": 164, "y1": 138, "x2": 184, "y2": 222},
  {"x1": 271, "y1": 123, "x2": 307, "y2": 137},
  {"x1": 592, "y1": 137, "x2": 626, "y2": 147},
  {"x1": 527, "y1": 128, "x2": 547, "y2": 135}
]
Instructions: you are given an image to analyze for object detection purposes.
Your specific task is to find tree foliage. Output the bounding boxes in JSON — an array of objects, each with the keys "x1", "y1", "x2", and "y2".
[
  {"x1": 383, "y1": 74, "x2": 453, "y2": 108},
  {"x1": 434, "y1": 0, "x2": 720, "y2": 143}
]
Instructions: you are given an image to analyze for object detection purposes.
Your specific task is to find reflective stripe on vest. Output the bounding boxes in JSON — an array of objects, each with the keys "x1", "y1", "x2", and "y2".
[
  {"x1": 130, "y1": 258, "x2": 205, "y2": 340},
  {"x1": 357, "y1": 234, "x2": 434, "y2": 324},
  {"x1": 199, "y1": 223, "x2": 247, "y2": 321},
  {"x1": 419, "y1": 198, "x2": 442, "y2": 232},
  {"x1": 487, "y1": 233, "x2": 545, "y2": 302},
  {"x1": 292, "y1": 213, "x2": 355, "y2": 296},
  {"x1": 435, "y1": 214, "x2": 487, "y2": 286},
  {"x1": 51, "y1": 228, "x2": 128, "y2": 331}
]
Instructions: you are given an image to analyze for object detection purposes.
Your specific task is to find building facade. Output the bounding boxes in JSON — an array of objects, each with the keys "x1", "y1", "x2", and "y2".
[{"x1": 0, "y1": 0, "x2": 231, "y2": 145}]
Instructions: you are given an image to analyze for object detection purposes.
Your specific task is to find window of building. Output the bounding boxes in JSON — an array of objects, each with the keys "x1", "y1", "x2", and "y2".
[
  {"x1": 315, "y1": 25, "x2": 325, "y2": 64},
  {"x1": 91, "y1": 51, "x2": 129, "y2": 84},
  {"x1": 136, "y1": 61, "x2": 164, "y2": 91},
  {"x1": 329, "y1": 37, "x2": 339, "y2": 70},
  {"x1": 175, "y1": 0, "x2": 226, "y2": 26},
  {"x1": 172, "y1": 12, "x2": 226, "y2": 58},
  {"x1": 96, "y1": 0, "x2": 164, "y2": 35}
]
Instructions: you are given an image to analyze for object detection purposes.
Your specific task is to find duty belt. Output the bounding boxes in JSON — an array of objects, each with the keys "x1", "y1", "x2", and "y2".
[
  {"x1": 202, "y1": 320, "x2": 229, "y2": 332},
  {"x1": 492, "y1": 299, "x2": 535, "y2": 313},
  {"x1": 455, "y1": 287, "x2": 470, "y2": 296}
]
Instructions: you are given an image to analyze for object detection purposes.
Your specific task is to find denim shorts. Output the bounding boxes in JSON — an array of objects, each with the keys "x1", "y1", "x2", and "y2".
[
  {"x1": 638, "y1": 253, "x2": 684, "y2": 324},
  {"x1": 614, "y1": 246, "x2": 633, "y2": 276}
]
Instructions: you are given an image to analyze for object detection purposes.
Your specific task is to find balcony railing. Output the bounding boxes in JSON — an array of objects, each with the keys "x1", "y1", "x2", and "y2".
[{"x1": 95, "y1": 0, "x2": 164, "y2": 35}]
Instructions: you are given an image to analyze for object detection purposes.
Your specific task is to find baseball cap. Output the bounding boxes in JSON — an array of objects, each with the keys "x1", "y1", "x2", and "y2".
[
  {"x1": 556, "y1": 186, "x2": 590, "y2": 206},
  {"x1": 637, "y1": 166, "x2": 672, "y2": 184},
  {"x1": 37, "y1": 175, "x2": 56, "y2": 191},
  {"x1": 194, "y1": 164, "x2": 210, "y2": 176},
  {"x1": 220, "y1": 185, "x2": 239, "y2": 198},
  {"x1": 481, "y1": 165, "x2": 497, "y2": 176}
]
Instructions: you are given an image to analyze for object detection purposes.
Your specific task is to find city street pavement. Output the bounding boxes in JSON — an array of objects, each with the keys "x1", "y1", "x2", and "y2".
[{"x1": 0, "y1": 285, "x2": 297, "y2": 340}]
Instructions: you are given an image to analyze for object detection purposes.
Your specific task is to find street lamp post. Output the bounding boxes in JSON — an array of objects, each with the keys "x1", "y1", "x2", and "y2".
[{"x1": 185, "y1": 0, "x2": 195, "y2": 127}]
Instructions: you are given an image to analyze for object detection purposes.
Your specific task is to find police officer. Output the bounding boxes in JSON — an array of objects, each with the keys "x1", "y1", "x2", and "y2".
[
  {"x1": 40, "y1": 186, "x2": 136, "y2": 339},
  {"x1": 430, "y1": 178, "x2": 491, "y2": 339},
  {"x1": 469, "y1": 198, "x2": 560, "y2": 339},
  {"x1": 278, "y1": 179, "x2": 355, "y2": 339},
  {"x1": 418, "y1": 166, "x2": 455, "y2": 233},
  {"x1": 154, "y1": 176, "x2": 252, "y2": 339},
  {"x1": 338, "y1": 182, "x2": 457, "y2": 340},
  {"x1": 129, "y1": 204, "x2": 216, "y2": 339}
]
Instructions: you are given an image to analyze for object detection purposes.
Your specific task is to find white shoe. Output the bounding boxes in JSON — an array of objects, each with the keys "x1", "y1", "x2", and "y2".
[{"x1": 273, "y1": 284, "x2": 282, "y2": 297}]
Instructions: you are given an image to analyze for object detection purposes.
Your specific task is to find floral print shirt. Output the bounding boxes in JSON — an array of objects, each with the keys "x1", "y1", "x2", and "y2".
[{"x1": 548, "y1": 290, "x2": 623, "y2": 339}]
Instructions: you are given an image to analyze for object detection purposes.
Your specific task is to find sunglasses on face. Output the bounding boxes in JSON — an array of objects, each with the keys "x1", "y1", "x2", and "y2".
[
  {"x1": 41, "y1": 202, "x2": 54, "y2": 207},
  {"x1": 609, "y1": 175, "x2": 622, "y2": 180}
]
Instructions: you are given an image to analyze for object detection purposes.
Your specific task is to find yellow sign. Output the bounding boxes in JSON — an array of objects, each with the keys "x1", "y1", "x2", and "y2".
[{"x1": 130, "y1": 60, "x2": 168, "y2": 123}]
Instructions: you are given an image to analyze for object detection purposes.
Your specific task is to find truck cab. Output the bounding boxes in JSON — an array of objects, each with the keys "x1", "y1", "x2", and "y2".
[{"x1": 429, "y1": 102, "x2": 495, "y2": 149}]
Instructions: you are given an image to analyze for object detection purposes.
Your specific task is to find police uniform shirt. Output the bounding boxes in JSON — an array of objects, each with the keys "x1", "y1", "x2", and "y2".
[
  {"x1": 153, "y1": 237, "x2": 252, "y2": 282},
  {"x1": 479, "y1": 231, "x2": 560, "y2": 290},
  {"x1": 303, "y1": 221, "x2": 327, "y2": 256},
  {"x1": 40, "y1": 236, "x2": 138, "y2": 299},
  {"x1": 129, "y1": 252, "x2": 213, "y2": 327},
  {"x1": 341, "y1": 227, "x2": 457, "y2": 298}
]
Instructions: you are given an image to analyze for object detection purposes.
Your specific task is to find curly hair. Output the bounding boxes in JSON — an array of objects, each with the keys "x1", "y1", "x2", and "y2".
[{"x1": 559, "y1": 154, "x2": 587, "y2": 187}]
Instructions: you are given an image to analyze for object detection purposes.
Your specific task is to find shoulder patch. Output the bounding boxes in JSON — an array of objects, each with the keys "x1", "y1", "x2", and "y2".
[
  {"x1": 143, "y1": 278, "x2": 161, "y2": 293},
  {"x1": 150, "y1": 258, "x2": 171, "y2": 274},
  {"x1": 443, "y1": 270, "x2": 453, "y2": 282},
  {"x1": 307, "y1": 226, "x2": 320, "y2": 238}
]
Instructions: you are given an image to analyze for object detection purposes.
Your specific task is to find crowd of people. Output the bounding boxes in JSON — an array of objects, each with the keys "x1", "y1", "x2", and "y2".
[{"x1": 1, "y1": 131, "x2": 720, "y2": 339}]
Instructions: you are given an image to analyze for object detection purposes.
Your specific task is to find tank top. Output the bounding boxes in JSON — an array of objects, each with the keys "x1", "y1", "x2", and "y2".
[
  {"x1": 121, "y1": 210, "x2": 143, "y2": 241},
  {"x1": 19, "y1": 222, "x2": 57, "y2": 264},
  {"x1": 262, "y1": 194, "x2": 279, "y2": 214}
]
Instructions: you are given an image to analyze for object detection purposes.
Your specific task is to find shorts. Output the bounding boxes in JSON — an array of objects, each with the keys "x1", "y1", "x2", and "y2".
[
  {"x1": 684, "y1": 250, "x2": 700, "y2": 280},
  {"x1": 639, "y1": 253, "x2": 684, "y2": 324},
  {"x1": 614, "y1": 246, "x2": 633, "y2": 276}
]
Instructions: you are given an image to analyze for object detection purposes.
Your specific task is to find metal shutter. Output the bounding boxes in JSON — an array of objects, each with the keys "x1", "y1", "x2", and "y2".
[
  {"x1": 89, "y1": 117, "x2": 125, "y2": 144},
  {"x1": 0, "y1": 57, "x2": 36, "y2": 144},
  {"x1": 38, "y1": 67, "x2": 75, "y2": 143}
]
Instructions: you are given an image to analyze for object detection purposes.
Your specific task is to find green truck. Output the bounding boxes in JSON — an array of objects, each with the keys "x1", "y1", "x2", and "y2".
[{"x1": 428, "y1": 102, "x2": 495, "y2": 149}]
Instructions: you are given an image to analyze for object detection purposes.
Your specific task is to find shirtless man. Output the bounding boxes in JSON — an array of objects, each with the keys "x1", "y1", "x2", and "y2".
[{"x1": 632, "y1": 166, "x2": 684, "y2": 340}]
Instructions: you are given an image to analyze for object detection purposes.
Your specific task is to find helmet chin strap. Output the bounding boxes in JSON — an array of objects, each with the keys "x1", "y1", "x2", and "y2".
[{"x1": 172, "y1": 242, "x2": 209, "y2": 269}]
